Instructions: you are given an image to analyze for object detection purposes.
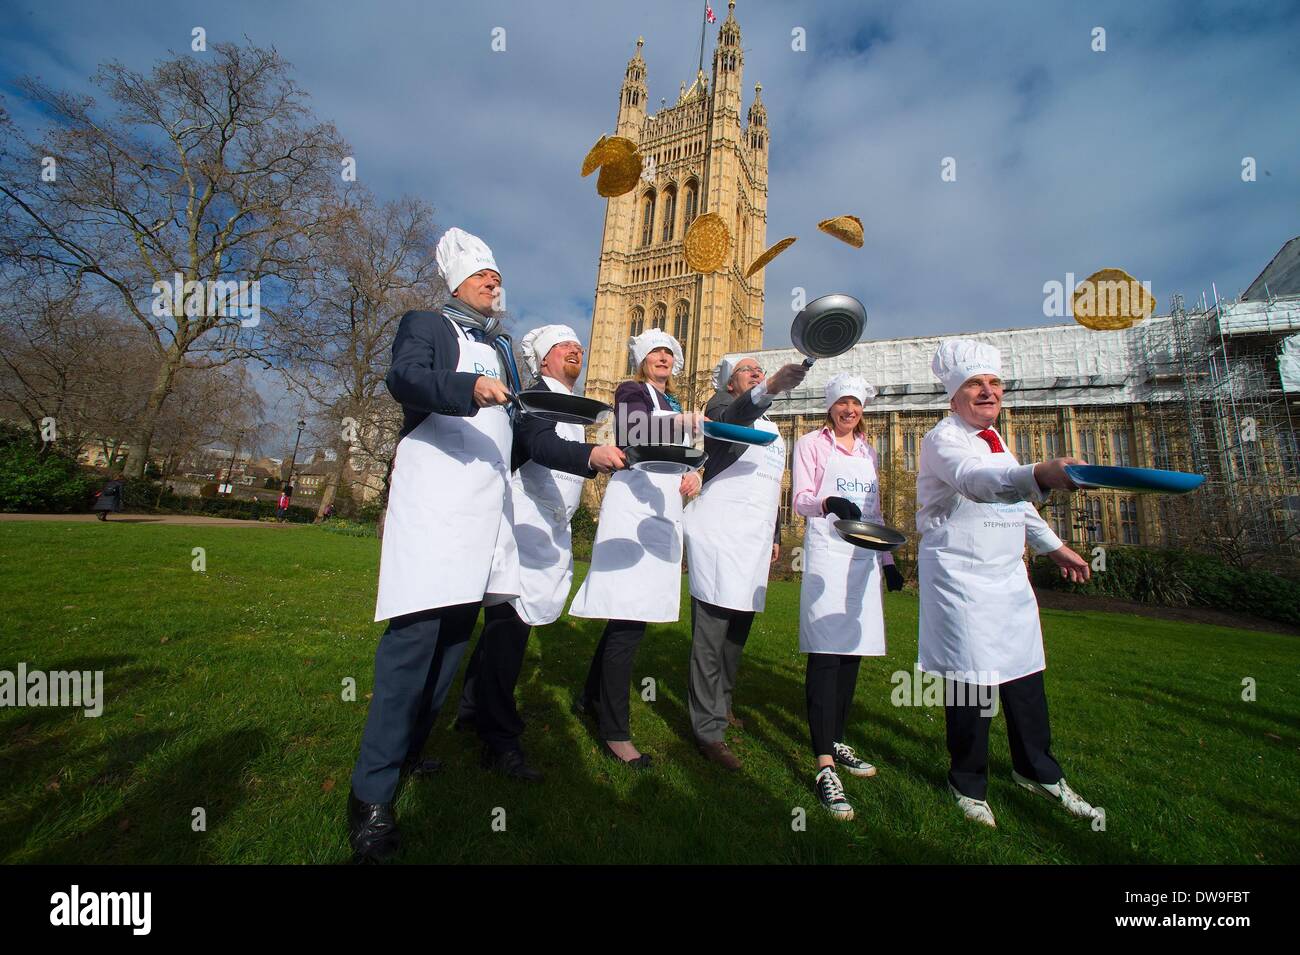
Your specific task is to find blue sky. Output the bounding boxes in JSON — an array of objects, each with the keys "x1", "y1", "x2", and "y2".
[{"x1": 3, "y1": 0, "x2": 1297, "y2": 442}]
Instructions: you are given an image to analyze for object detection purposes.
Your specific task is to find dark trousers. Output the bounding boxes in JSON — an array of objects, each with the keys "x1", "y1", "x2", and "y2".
[
  {"x1": 805, "y1": 653, "x2": 862, "y2": 757},
  {"x1": 455, "y1": 602, "x2": 532, "y2": 755},
  {"x1": 688, "y1": 597, "x2": 755, "y2": 742},
  {"x1": 350, "y1": 602, "x2": 478, "y2": 804},
  {"x1": 944, "y1": 670, "x2": 1063, "y2": 800},
  {"x1": 581, "y1": 619, "x2": 647, "y2": 741}
]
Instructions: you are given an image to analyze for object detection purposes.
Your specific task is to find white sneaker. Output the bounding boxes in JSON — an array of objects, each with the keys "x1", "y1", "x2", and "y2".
[
  {"x1": 815, "y1": 767, "x2": 855, "y2": 822},
  {"x1": 949, "y1": 782, "x2": 997, "y2": 828},
  {"x1": 831, "y1": 741, "x2": 877, "y2": 778},
  {"x1": 1012, "y1": 772, "x2": 1100, "y2": 820}
]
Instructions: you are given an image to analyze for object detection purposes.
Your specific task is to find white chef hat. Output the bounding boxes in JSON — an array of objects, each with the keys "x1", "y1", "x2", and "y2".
[
  {"x1": 824, "y1": 372, "x2": 875, "y2": 408},
  {"x1": 436, "y1": 227, "x2": 500, "y2": 298},
  {"x1": 931, "y1": 339, "x2": 1002, "y2": 398},
  {"x1": 629, "y1": 328, "x2": 684, "y2": 376},
  {"x1": 712, "y1": 355, "x2": 757, "y2": 390},
  {"x1": 520, "y1": 324, "x2": 580, "y2": 377}
]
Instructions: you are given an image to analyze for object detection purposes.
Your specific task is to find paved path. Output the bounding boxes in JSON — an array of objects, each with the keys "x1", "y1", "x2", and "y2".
[{"x1": 0, "y1": 513, "x2": 299, "y2": 527}]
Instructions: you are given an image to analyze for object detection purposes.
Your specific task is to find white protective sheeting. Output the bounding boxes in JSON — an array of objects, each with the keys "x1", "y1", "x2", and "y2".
[
  {"x1": 1280, "y1": 334, "x2": 1300, "y2": 393},
  {"x1": 1216, "y1": 299, "x2": 1300, "y2": 337}
]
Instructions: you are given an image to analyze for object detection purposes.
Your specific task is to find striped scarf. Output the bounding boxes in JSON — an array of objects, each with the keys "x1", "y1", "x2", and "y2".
[{"x1": 441, "y1": 300, "x2": 521, "y2": 394}]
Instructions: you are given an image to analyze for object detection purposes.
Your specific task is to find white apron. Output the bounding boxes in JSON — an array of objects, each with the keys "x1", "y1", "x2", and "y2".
[
  {"x1": 374, "y1": 320, "x2": 519, "y2": 622},
  {"x1": 509, "y1": 377, "x2": 586, "y2": 627},
  {"x1": 684, "y1": 417, "x2": 785, "y2": 612},
  {"x1": 917, "y1": 447, "x2": 1043, "y2": 685},
  {"x1": 570, "y1": 384, "x2": 686, "y2": 624},
  {"x1": 797, "y1": 444, "x2": 887, "y2": 656}
]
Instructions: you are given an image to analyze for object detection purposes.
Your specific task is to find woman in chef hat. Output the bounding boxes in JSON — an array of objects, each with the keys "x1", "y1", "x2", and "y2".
[
  {"x1": 790, "y1": 372, "x2": 904, "y2": 821},
  {"x1": 569, "y1": 328, "x2": 705, "y2": 767}
]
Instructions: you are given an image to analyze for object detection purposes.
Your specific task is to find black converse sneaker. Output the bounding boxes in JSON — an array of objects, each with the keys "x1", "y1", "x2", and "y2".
[
  {"x1": 815, "y1": 766, "x2": 854, "y2": 821},
  {"x1": 832, "y1": 741, "x2": 877, "y2": 778}
]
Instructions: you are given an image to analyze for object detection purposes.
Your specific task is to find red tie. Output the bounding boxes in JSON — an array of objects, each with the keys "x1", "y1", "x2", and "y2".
[{"x1": 977, "y1": 429, "x2": 1005, "y2": 453}]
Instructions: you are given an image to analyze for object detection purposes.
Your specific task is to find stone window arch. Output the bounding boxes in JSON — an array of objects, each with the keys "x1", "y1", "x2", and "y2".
[
  {"x1": 683, "y1": 179, "x2": 699, "y2": 228},
  {"x1": 640, "y1": 190, "x2": 656, "y2": 248},
  {"x1": 626, "y1": 306, "x2": 645, "y2": 374},
  {"x1": 661, "y1": 185, "x2": 677, "y2": 242}
]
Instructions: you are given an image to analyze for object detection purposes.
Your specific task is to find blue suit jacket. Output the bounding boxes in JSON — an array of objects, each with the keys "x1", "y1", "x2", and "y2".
[{"x1": 386, "y1": 309, "x2": 595, "y2": 478}]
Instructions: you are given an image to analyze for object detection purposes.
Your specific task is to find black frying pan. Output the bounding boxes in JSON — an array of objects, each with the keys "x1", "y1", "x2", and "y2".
[
  {"x1": 791, "y1": 293, "x2": 867, "y2": 368},
  {"x1": 622, "y1": 445, "x2": 707, "y2": 475},
  {"x1": 507, "y1": 390, "x2": 611, "y2": 424},
  {"x1": 833, "y1": 519, "x2": 907, "y2": 552}
]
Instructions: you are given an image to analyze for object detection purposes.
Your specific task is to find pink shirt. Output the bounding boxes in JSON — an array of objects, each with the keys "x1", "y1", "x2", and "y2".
[{"x1": 792, "y1": 426, "x2": 894, "y2": 565}]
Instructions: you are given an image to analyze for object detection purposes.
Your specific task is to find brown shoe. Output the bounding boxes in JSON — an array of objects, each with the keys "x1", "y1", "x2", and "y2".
[
  {"x1": 698, "y1": 740, "x2": 742, "y2": 771},
  {"x1": 726, "y1": 710, "x2": 745, "y2": 731}
]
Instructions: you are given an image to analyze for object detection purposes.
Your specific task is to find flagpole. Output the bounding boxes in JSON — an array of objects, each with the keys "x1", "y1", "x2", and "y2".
[{"x1": 698, "y1": 3, "x2": 707, "y2": 78}]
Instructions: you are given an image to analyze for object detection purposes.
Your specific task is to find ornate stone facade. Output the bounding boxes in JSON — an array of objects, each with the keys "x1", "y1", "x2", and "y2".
[{"x1": 584, "y1": 2, "x2": 768, "y2": 413}]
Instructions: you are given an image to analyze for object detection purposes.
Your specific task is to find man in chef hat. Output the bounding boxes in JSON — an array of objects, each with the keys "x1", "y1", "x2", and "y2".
[
  {"x1": 682, "y1": 353, "x2": 809, "y2": 769},
  {"x1": 916, "y1": 337, "x2": 1101, "y2": 829},
  {"x1": 347, "y1": 229, "x2": 611, "y2": 862},
  {"x1": 452, "y1": 324, "x2": 624, "y2": 778}
]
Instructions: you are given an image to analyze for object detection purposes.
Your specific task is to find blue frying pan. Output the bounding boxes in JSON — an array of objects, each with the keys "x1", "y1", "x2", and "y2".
[
  {"x1": 1064, "y1": 465, "x2": 1205, "y2": 494},
  {"x1": 701, "y1": 421, "x2": 778, "y2": 446}
]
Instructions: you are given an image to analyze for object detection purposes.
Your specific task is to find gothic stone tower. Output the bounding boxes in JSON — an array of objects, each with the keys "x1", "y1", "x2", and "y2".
[{"x1": 584, "y1": 1, "x2": 769, "y2": 412}]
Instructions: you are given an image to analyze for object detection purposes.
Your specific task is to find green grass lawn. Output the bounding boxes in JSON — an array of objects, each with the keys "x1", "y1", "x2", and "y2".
[{"x1": 1, "y1": 520, "x2": 1296, "y2": 864}]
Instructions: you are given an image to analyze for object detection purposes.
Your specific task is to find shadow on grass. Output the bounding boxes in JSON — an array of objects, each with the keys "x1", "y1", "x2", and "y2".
[
  {"x1": 0, "y1": 654, "x2": 156, "y2": 790},
  {"x1": 0, "y1": 652, "x2": 268, "y2": 863},
  {"x1": 18, "y1": 726, "x2": 270, "y2": 864}
]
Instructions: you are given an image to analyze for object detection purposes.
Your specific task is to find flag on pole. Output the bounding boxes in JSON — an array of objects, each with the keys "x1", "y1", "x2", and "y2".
[{"x1": 705, "y1": 4, "x2": 717, "y2": 24}]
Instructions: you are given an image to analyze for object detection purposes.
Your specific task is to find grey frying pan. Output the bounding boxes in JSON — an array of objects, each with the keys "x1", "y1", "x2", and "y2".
[
  {"x1": 791, "y1": 293, "x2": 867, "y2": 368},
  {"x1": 505, "y1": 390, "x2": 611, "y2": 424}
]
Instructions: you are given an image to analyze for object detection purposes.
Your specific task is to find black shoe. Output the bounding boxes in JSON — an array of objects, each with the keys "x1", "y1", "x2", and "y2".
[
  {"x1": 347, "y1": 790, "x2": 400, "y2": 863},
  {"x1": 400, "y1": 756, "x2": 442, "y2": 778},
  {"x1": 599, "y1": 740, "x2": 653, "y2": 769},
  {"x1": 481, "y1": 745, "x2": 544, "y2": 782}
]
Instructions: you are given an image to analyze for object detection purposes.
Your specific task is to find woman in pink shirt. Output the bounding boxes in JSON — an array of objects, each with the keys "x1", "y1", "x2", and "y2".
[{"x1": 790, "y1": 373, "x2": 904, "y2": 822}]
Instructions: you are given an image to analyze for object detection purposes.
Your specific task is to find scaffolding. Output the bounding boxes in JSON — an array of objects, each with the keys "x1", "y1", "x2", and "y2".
[{"x1": 1136, "y1": 291, "x2": 1300, "y2": 561}]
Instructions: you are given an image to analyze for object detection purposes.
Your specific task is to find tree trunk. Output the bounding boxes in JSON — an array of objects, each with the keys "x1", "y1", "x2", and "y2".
[
  {"x1": 125, "y1": 347, "x2": 184, "y2": 478},
  {"x1": 315, "y1": 444, "x2": 351, "y2": 521}
]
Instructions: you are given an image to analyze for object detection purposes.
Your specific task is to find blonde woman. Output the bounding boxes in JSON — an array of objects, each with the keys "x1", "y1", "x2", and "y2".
[
  {"x1": 790, "y1": 373, "x2": 904, "y2": 820},
  {"x1": 570, "y1": 329, "x2": 704, "y2": 767}
]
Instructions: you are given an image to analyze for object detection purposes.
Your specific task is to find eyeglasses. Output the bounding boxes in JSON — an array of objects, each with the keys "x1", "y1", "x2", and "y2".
[{"x1": 734, "y1": 365, "x2": 764, "y2": 376}]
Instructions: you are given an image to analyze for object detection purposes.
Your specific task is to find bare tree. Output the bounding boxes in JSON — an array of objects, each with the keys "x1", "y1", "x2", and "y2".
[
  {"x1": 0, "y1": 42, "x2": 347, "y2": 477},
  {"x1": 0, "y1": 266, "x2": 155, "y2": 457},
  {"x1": 152, "y1": 362, "x2": 266, "y2": 479}
]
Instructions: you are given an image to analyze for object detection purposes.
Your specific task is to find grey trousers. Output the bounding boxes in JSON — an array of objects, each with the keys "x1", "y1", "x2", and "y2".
[{"x1": 687, "y1": 597, "x2": 756, "y2": 742}]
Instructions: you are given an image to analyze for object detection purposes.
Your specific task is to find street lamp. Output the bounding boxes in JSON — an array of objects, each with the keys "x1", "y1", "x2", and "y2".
[
  {"x1": 287, "y1": 418, "x2": 306, "y2": 492},
  {"x1": 223, "y1": 429, "x2": 247, "y2": 496}
]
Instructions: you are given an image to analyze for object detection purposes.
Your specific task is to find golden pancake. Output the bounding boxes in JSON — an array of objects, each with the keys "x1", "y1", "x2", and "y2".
[
  {"x1": 684, "y1": 212, "x2": 731, "y2": 272},
  {"x1": 580, "y1": 136, "x2": 608, "y2": 177},
  {"x1": 596, "y1": 149, "x2": 644, "y2": 197},
  {"x1": 817, "y1": 214, "x2": 864, "y2": 248},
  {"x1": 744, "y1": 236, "x2": 796, "y2": 278},
  {"x1": 1071, "y1": 268, "x2": 1156, "y2": 331}
]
